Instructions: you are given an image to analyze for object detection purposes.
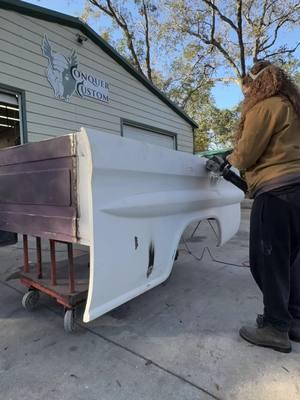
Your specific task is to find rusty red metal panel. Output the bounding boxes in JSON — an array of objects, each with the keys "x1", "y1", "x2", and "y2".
[
  {"x1": 0, "y1": 135, "x2": 78, "y2": 242},
  {"x1": 0, "y1": 135, "x2": 75, "y2": 166},
  {"x1": 0, "y1": 169, "x2": 71, "y2": 206}
]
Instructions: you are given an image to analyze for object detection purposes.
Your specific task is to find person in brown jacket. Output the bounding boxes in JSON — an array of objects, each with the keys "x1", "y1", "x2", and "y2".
[{"x1": 227, "y1": 60, "x2": 300, "y2": 353}]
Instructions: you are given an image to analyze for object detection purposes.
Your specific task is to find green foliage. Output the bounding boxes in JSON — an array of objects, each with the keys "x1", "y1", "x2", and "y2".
[
  {"x1": 283, "y1": 58, "x2": 300, "y2": 86},
  {"x1": 194, "y1": 105, "x2": 239, "y2": 152}
]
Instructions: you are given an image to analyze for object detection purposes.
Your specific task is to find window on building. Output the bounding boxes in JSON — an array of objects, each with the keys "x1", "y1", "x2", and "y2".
[
  {"x1": 122, "y1": 121, "x2": 176, "y2": 150},
  {"x1": 0, "y1": 91, "x2": 21, "y2": 149}
]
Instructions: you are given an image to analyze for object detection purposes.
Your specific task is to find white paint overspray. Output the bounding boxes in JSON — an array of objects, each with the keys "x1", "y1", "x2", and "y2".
[{"x1": 74, "y1": 128, "x2": 244, "y2": 323}]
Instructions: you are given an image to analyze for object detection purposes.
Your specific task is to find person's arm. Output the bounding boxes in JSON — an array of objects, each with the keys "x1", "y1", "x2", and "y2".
[{"x1": 227, "y1": 102, "x2": 278, "y2": 170}]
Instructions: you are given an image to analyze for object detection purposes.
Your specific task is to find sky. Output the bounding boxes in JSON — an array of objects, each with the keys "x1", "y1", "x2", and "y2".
[{"x1": 25, "y1": 0, "x2": 299, "y2": 110}]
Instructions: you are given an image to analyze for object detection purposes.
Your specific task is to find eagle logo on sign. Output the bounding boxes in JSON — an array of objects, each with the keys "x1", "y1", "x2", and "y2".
[{"x1": 41, "y1": 35, "x2": 78, "y2": 101}]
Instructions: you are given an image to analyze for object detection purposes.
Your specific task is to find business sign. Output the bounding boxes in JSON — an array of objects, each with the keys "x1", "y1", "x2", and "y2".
[{"x1": 41, "y1": 34, "x2": 109, "y2": 103}]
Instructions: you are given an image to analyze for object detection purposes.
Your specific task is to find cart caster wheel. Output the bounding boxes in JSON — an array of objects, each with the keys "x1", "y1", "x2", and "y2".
[
  {"x1": 64, "y1": 309, "x2": 76, "y2": 333},
  {"x1": 22, "y1": 290, "x2": 40, "y2": 311}
]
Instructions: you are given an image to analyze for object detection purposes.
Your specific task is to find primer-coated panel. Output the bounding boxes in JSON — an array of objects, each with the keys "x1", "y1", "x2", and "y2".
[{"x1": 76, "y1": 129, "x2": 244, "y2": 323}]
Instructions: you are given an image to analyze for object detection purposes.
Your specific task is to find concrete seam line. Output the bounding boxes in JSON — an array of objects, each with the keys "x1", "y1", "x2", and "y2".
[
  {"x1": 0, "y1": 279, "x2": 222, "y2": 400},
  {"x1": 81, "y1": 325, "x2": 222, "y2": 400},
  {"x1": 0, "y1": 278, "x2": 24, "y2": 293}
]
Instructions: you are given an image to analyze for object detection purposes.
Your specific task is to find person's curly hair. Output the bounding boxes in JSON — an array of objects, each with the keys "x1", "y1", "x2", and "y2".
[{"x1": 236, "y1": 60, "x2": 300, "y2": 142}]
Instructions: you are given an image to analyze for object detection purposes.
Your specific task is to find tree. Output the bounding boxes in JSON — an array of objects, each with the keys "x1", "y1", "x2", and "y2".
[
  {"x1": 165, "y1": 0, "x2": 300, "y2": 81},
  {"x1": 84, "y1": 0, "x2": 161, "y2": 82},
  {"x1": 163, "y1": 1, "x2": 300, "y2": 149},
  {"x1": 84, "y1": 0, "x2": 215, "y2": 144},
  {"x1": 285, "y1": 58, "x2": 300, "y2": 85},
  {"x1": 84, "y1": 0, "x2": 213, "y2": 103},
  {"x1": 194, "y1": 104, "x2": 239, "y2": 151},
  {"x1": 83, "y1": 1, "x2": 300, "y2": 151}
]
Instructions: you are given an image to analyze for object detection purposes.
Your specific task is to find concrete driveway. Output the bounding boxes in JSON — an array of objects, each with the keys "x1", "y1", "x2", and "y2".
[{"x1": 1, "y1": 209, "x2": 300, "y2": 400}]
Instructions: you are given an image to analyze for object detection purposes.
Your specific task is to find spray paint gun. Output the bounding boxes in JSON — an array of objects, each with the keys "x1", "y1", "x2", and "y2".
[{"x1": 205, "y1": 156, "x2": 248, "y2": 194}]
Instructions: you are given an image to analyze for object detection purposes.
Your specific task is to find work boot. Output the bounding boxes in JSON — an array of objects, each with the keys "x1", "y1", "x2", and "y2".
[
  {"x1": 257, "y1": 314, "x2": 300, "y2": 342},
  {"x1": 239, "y1": 324, "x2": 291, "y2": 353},
  {"x1": 290, "y1": 320, "x2": 300, "y2": 342}
]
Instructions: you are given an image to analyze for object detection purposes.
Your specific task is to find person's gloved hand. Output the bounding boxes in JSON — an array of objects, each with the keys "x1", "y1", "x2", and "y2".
[{"x1": 205, "y1": 155, "x2": 230, "y2": 174}]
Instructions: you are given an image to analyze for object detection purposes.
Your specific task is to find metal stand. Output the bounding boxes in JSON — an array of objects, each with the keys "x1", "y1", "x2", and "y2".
[{"x1": 20, "y1": 235, "x2": 89, "y2": 333}]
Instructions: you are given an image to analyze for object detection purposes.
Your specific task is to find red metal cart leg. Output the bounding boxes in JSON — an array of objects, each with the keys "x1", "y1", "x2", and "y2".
[
  {"x1": 23, "y1": 234, "x2": 29, "y2": 273},
  {"x1": 49, "y1": 240, "x2": 57, "y2": 286},
  {"x1": 36, "y1": 237, "x2": 42, "y2": 279},
  {"x1": 67, "y1": 243, "x2": 75, "y2": 293},
  {"x1": 19, "y1": 238, "x2": 89, "y2": 333}
]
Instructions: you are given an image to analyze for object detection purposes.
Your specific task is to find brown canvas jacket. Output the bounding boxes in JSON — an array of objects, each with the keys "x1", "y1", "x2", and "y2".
[{"x1": 228, "y1": 95, "x2": 300, "y2": 196}]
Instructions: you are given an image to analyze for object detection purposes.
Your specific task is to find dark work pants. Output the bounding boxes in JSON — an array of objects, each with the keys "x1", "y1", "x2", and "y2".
[{"x1": 250, "y1": 185, "x2": 300, "y2": 331}]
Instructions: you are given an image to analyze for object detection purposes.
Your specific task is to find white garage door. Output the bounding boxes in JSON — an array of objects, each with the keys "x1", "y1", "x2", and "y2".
[{"x1": 122, "y1": 123, "x2": 176, "y2": 149}]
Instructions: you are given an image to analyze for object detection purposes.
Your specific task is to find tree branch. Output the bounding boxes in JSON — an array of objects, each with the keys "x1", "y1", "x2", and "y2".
[
  {"x1": 142, "y1": 0, "x2": 152, "y2": 81},
  {"x1": 253, "y1": 0, "x2": 268, "y2": 62},
  {"x1": 88, "y1": 0, "x2": 146, "y2": 78},
  {"x1": 181, "y1": 65, "x2": 213, "y2": 108},
  {"x1": 264, "y1": 42, "x2": 300, "y2": 58},
  {"x1": 243, "y1": 0, "x2": 255, "y2": 25},
  {"x1": 237, "y1": 0, "x2": 246, "y2": 76},
  {"x1": 260, "y1": 16, "x2": 299, "y2": 54},
  {"x1": 211, "y1": 2, "x2": 215, "y2": 42},
  {"x1": 267, "y1": 4, "x2": 300, "y2": 28},
  {"x1": 202, "y1": 0, "x2": 238, "y2": 32},
  {"x1": 88, "y1": 0, "x2": 113, "y2": 17},
  {"x1": 188, "y1": 26, "x2": 241, "y2": 78},
  {"x1": 244, "y1": 0, "x2": 257, "y2": 19}
]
